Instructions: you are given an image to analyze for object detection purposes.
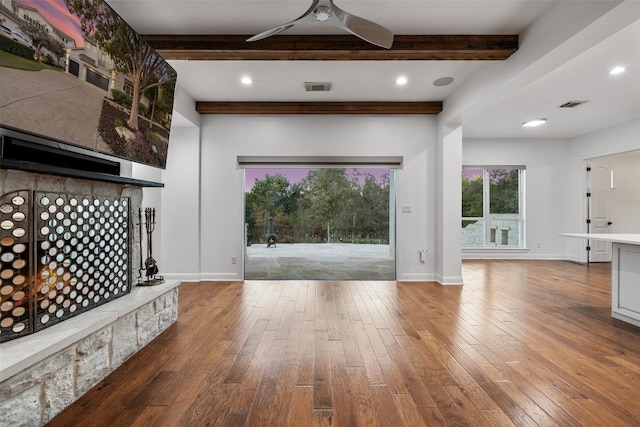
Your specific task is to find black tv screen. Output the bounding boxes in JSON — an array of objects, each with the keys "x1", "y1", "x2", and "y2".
[{"x1": 0, "y1": 0, "x2": 176, "y2": 169}]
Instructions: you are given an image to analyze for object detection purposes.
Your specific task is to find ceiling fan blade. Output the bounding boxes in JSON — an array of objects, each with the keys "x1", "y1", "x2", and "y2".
[
  {"x1": 246, "y1": 22, "x2": 299, "y2": 42},
  {"x1": 247, "y1": 0, "x2": 320, "y2": 42},
  {"x1": 331, "y1": 5, "x2": 394, "y2": 49},
  {"x1": 247, "y1": 0, "x2": 393, "y2": 48}
]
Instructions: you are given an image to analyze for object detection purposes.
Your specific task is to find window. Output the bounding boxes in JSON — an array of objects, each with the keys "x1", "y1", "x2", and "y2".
[
  {"x1": 462, "y1": 167, "x2": 525, "y2": 248},
  {"x1": 123, "y1": 81, "x2": 134, "y2": 96}
]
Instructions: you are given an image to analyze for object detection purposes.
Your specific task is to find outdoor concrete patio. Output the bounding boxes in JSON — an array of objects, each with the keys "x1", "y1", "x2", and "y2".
[{"x1": 244, "y1": 243, "x2": 395, "y2": 280}]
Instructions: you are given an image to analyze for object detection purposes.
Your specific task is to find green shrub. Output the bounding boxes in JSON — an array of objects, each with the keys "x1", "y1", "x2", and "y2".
[
  {"x1": 113, "y1": 118, "x2": 123, "y2": 127},
  {"x1": 138, "y1": 103, "x2": 148, "y2": 117},
  {"x1": 145, "y1": 130, "x2": 159, "y2": 141},
  {"x1": 111, "y1": 89, "x2": 132, "y2": 109},
  {"x1": 0, "y1": 35, "x2": 35, "y2": 59}
]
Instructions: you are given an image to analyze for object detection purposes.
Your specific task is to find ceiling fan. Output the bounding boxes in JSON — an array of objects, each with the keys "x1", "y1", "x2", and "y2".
[{"x1": 246, "y1": 0, "x2": 394, "y2": 49}]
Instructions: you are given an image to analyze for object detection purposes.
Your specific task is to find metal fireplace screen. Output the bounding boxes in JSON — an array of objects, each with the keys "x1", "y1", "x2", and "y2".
[{"x1": 0, "y1": 190, "x2": 131, "y2": 343}]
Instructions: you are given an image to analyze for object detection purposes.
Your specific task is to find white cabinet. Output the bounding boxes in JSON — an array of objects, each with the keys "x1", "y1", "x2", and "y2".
[{"x1": 612, "y1": 243, "x2": 640, "y2": 327}]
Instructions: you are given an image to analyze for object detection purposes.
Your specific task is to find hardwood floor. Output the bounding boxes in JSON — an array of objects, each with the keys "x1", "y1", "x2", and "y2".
[{"x1": 47, "y1": 260, "x2": 640, "y2": 426}]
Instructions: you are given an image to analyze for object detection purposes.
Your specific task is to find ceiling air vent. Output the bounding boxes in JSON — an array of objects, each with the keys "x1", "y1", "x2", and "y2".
[
  {"x1": 559, "y1": 100, "x2": 589, "y2": 108},
  {"x1": 305, "y1": 82, "x2": 332, "y2": 92}
]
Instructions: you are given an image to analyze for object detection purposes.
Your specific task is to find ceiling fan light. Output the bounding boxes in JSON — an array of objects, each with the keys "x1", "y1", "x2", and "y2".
[
  {"x1": 522, "y1": 118, "x2": 547, "y2": 127},
  {"x1": 313, "y1": 6, "x2": 332, "y2": 22}
]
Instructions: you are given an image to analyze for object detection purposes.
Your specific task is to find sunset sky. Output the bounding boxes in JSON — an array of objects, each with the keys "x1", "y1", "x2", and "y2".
[{"x1": 19, "y1": 0, "x2": 85, "y2": 47}]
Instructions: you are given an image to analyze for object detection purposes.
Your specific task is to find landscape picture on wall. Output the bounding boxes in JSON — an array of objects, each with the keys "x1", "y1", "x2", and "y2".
[{"x1": 0, "y1": 0, "x2": 177, "y2": 168}]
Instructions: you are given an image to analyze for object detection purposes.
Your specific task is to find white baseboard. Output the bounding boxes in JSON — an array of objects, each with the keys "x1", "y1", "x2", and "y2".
[
  {"x1": 200, "y1": 272, "x2": 242, "y2": 281},
  {"x1": 462, "y1": 252, "x2": 568, "y2": 260},
  {"x1": 397, "y1": 273, "x2": 438, "y2": 282},
  {"x1": 436, "y1": 274, "x2": 464, "y2": 285},
  {"x1": 160, "y1": 273, "x2": 202, "y2": 282}
]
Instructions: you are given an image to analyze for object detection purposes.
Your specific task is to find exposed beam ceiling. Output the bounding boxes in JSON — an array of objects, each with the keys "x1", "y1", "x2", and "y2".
[
  {"x1": 196, "y1": 101, "x2": 442, "y2": 115},
  {"x1": 145, "y1": 35, "x2": 518, "y2": 61}
]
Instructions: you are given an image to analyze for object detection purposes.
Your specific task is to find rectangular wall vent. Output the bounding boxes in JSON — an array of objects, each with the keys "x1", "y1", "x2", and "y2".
[{"x1": 305, "y1": 82, "x2": 332, "y2": 92}]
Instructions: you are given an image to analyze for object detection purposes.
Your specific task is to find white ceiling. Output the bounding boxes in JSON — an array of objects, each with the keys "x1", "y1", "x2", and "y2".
[{"x1": 108, "y1": 0, "x2": 640, "y2": 139}]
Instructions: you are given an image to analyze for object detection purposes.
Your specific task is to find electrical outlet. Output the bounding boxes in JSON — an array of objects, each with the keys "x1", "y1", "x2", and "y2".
[
  {"x1": 231, "y1": 256, "x2": 237, "y2": 264},
  {"x1": 536, "y1": 242, "x2": 541, "y2": 248},
  {"x1": 402, "y1": 205, "x2": 412, "y2": 213}
]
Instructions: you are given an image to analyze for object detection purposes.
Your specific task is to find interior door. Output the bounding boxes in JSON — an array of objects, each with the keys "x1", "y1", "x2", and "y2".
[{"x1": 590, "y1": 165, "x2": 612, "y2": 262}]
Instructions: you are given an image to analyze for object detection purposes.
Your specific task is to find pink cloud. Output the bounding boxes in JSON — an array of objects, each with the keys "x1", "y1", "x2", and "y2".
[{"x1": 19, "y1": 0, "x2": 84, "y2": 46}]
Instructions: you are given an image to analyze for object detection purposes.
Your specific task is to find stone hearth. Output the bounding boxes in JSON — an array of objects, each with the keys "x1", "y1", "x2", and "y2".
[
  {"x1": 0, "y1": 280, "x2": 179, "y2": 425},
  {"x1": 0, "y1": 169, "x2": 179, "y2": 426}
]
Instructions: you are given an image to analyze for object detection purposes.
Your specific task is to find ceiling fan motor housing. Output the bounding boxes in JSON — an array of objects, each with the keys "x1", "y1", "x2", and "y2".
[{"x1": 313, "y1": 6, "x2": 332, "y2": 22}]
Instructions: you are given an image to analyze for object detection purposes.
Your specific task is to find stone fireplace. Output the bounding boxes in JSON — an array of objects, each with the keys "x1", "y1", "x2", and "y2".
[
  {"x1": 1, "y1": 188, "x2": 132, "y2": 343},
  {"x1": 0, "y1": 169, "x2": 179, "y2": 426}
]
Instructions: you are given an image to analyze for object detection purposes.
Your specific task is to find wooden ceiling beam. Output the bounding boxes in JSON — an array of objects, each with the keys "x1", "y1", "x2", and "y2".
[
  {"x1": 195, "y1": 102, "x2": 442, "y2": 115},
  {"x1": 145, "y1": 35, "x2": 518, "y2": 61}
]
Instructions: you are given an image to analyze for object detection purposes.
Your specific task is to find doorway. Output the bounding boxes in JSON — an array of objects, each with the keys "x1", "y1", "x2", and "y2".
[
  {"x1": 243, "y1": 167, "x2": 396, "y2": 280},
  {"x1": 587, "y1": 150, "x2": 640, "y2": 262}
]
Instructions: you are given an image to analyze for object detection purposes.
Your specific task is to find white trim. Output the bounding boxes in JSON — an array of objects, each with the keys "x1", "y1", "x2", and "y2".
[
  {"x1": 237, "y1": 155, "x2": 403, "y2": 167},
  {"x1": 437, "y1": 274, "x2": 464, "y2": 285},
  {"x1": 200, "y1": 273, "x2": 242, "y2": 281},
  {"x1": 397, "y1": 273, "x2": 438, "y2": 282},
  {"x1": 160, "y1": 273, "x2": 201, "y2": 282},
  {"x1": 462, "y1": 252, "x2": 568, "y2": 260}
]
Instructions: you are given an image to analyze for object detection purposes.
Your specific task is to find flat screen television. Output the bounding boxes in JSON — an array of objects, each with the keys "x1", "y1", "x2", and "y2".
[{"x1": 0, "y1": 0, "x2": 177, "y2": 169}]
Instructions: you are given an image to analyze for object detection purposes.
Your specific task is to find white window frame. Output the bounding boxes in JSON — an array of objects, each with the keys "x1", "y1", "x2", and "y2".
[{"x1": 462, "y1": 166, "x2": 526, "y2": 249}]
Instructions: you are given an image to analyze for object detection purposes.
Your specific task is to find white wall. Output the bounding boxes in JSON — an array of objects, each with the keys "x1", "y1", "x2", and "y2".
[
  {"x1": 195, "y1": 115, "x2": 438, "y2": 281},
  {"x1": 157, "y1": 109, "x2": 638, "y2": 280},
  {"x1": 462, "y1": 138, "x2": 571, "y2": 259},
  {"x1": 564, "y1": 119, "x2": 640, "y2": 261},
  {"x1": 159, "y1": 126, "x2": 202, "y2": 279},
  {"x1": 590, "y1": 150, "x2": 640, "y2": 234},
  {"x1": 462, "y1": 119, "x2": 640, "y2": 262}
]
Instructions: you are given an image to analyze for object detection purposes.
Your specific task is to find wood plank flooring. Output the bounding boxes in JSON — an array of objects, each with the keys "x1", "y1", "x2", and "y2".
[{"x1": 47, "y1": 260, "x2": 640, "y2": 426}]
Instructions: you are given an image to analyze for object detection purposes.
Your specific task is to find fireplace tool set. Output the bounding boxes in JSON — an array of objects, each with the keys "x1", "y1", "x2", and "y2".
[{"x1": 137, "y1": 207, "x2": 164, "y2": 286}]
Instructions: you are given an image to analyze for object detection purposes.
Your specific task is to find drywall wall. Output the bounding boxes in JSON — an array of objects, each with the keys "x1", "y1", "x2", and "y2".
[
  {"x1": 590, "y1": 150, "x2": 640, "y2": 234},
  {"x1": 462, "y1": 138, "x2": 571, "y2": 259},
  {"x1": 194, "y1": 115, "x2": 438, "y2": 281},
  {"x1": 563, "y1": 119, "x2": 640, "y2": 261}
]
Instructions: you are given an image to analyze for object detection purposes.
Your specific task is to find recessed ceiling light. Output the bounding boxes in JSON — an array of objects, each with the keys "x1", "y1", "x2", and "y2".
[
  {"x1": 241, "y1": 76, "x2": 253, "y2": 85},
  {"x1": 522, "y1": 118, "x2": 547, "y2": 127},
  {"x1": 396, "y1": 76, "x2": 408, "y2": 86},
  {"x1": 609, "y1": 66, "x2": 626, "y2": 75},
  {"x1": 433, "y1": 77, "x2": 454, "y2": 87}
]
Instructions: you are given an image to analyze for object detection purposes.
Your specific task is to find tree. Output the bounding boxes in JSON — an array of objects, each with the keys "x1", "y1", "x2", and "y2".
[
  {"x1": 245, "y1": 174, "x2": 293, "y2": 239},
  {"x1": 462, "y1": 174, "x2": 483, "y2": 218},
  {"x1": 301, "y1": 169, "x2": 355, "y2": 243},
  {"x1": 65, "y1": 0, "x2": 176, "y2": 130},
  {"x1": 489, "y1": 169, "x2": 519, "y2": 214},
  {"x1": 46, "y1": 37, "x2": 66, "y2": 66},
  {"x1": 357, "y1": 173, "x2": 389, "y2": 238},
  {"x1": 18, "y1": 19, "x2": 50, "y2": 61}
]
